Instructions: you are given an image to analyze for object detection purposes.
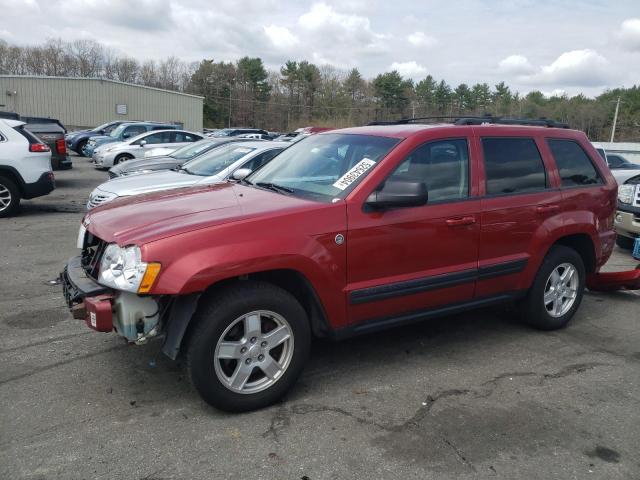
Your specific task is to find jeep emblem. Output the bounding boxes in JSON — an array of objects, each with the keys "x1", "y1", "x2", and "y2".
[{"x1": 335, "y1": 234, "x2": 345, "y2": 245}]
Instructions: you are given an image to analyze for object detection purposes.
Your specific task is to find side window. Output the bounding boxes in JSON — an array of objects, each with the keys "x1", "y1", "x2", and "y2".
[
  {"x1": 547, "y1": 139, "x2": 602, "y2": 187},
  {"x1": 173, "y1": 132, "x2": 197, "y2": 143},
  {"x1": 388, "y1": 139, "x2": 469, "y2": 202},
  {"x1": 140, "y1": 132, "x2": 171, "y2": 144},
  {"x1": 606, "y1": 155, "x2": 623, "y2": 169},
  {"x1": 124, "y1": 125, "x2": 146, "y2": 138},
  {"x1": 242, "y1": 149, "x2": 282, "y2": 171},
  {"x1": 482, "y1": 138, "x2": 546, "y2": 195}
]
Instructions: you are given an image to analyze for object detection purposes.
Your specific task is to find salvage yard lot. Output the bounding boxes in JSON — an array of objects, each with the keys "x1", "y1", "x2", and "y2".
[{"x1": 1, "y1": 157, "x2": 639, "y2": 480}]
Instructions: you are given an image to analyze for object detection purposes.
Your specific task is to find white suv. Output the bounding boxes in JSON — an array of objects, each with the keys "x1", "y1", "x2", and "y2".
[
  {"x1": 92, "y1": 129, "x2": 203, "y2": 168},
  {"x1": 0, "y1": 119, "x2": 54, "y2": 217}
]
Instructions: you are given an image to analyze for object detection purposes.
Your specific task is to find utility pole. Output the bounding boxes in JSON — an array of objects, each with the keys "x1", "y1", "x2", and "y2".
[{"x1": 610, "y1": 96, "x2": 621, "y2": 142}]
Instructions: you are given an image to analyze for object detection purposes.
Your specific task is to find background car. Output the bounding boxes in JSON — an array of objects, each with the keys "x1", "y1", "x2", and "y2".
[
  {"x1": 614, "y1": 172, "x2": 640, "y2": 249},
  {"x1": 88, "y1": 141, "x2": 287, "y2": 209},
  {"x1": 108, "y1": 137, "x2": 252, "y2": 178},
  {"x1": 0, "y1": 112, "x2": 70, "y2": 170},
  {"x1": 0, "y1": 119, "x2": 54, "y2": 217},
  {"x1": 82, "y1": 121, "x2": 179, "y2": 157},
  {"x1": 92, "y1": 129, "x2": 204, "y2": 168},
  {"x1": 211, "y1": 128, "x2": 269, "y2": 138},
  {"x1": 65, "y1": 121, "x2": 127, "y2": 156},
  {"x1": 606, "y1": 153, "x2": 640, "y2": 170}
]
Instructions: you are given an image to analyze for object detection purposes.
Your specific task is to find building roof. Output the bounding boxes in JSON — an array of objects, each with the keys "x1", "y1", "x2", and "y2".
[{"x1": 0, "y1": 75, "x2": 204, "y2": 100}]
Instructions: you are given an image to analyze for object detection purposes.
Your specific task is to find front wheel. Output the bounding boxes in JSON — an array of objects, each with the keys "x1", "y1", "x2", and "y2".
[
  {"x1": 113, "y1": 154, "x2": 133, "y2": 165},
  {"x1": 520, "y1": 245, "x2": 585, "y2": 330},
  {"x1": 187, "y1": 282, "x2": 310, "y2": 412}
]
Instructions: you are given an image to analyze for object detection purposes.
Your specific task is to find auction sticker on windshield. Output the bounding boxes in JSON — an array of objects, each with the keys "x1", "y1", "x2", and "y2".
[{"x1": 332, "y1": 158, "x2": 376, "y2": 190}]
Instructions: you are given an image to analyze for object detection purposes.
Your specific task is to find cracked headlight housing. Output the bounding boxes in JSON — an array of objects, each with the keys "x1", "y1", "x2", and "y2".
[
  {"x1": 618, "y1": 184, "x2": 634, "y2": 204},
  {"x1": 98, "y1": 244, "x2": 160, "y2": 293}
]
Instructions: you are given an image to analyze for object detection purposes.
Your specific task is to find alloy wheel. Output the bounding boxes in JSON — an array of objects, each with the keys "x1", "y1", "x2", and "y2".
[
  {"x1": 543, "y1": 263, "x2": 579, "y2": 317},
  {"x1": 213, "y1": 310, "x2": 294, "y2": 394},
  {"x1": 0, "y1": 184, "x2": 12, "y2": 212}
]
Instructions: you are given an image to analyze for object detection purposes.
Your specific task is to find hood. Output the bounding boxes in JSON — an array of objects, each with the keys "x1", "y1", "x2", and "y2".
[
  {"x1": 111, "y1": 156, "x2": 182, "y2": 175},
  {"x1": 98, "y1": 170, "x2": 202, "y2": 196},
  {"x1": 86, "y1": 182, "x2": 323, "y2": 245}
]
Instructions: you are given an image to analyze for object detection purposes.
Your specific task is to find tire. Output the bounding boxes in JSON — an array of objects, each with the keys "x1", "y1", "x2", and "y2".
[
  {"x1": 187, "y1": 281, "x2": 311, "y2": 412},
  {"x1": 0, "y1": 175, "x2": 20, "y2": 218},
  {"x1": 615, "y1": 235, "x2": 634, "y2": 250},
  {"x1": 76, "y1": 140, "x2": 87, "y2": 157},
  {"x1": 113, "y1": 154, "x2": 133, "y2": 165},
  {"x1": 520, "y1": 245, "x2": 585, "y2": 331}
]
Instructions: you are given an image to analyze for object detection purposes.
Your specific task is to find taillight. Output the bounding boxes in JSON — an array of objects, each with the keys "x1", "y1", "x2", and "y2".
[
  {"x1": 30, "y1": 143, "x2": 51, "y2": 153},
  {"x1": 55, "y1": 138, "x2": 67, "y2": 155}
]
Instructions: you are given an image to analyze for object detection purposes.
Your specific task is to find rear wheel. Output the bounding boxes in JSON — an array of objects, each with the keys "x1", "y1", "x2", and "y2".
[
  {"x1": 187, "y1": 282, "x2": 310, "y2": 412},
  {"x1": 113, "y1": 154, "x2": 133, "y2": 165},
  {"x1": 0, "y1": 175, "x2": 20, "y2": 218},
  {"x1": 520, "y1": 245, "x2": 585, "y2": 330},
  {"x1": 615, "y1": 235, "x2": 634, "y2": 250}
]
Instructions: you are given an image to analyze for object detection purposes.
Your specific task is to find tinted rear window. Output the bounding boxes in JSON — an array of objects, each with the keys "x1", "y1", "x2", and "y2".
[
  {"x1": 482, "y1": 138, "x2": 547, "y2": 195},
  {"x1": 547, "y1": 140, "x2": 602, "y2": 187},
  {"x1": 13, "y1": 126, "x2": 41, "y2": 144}
]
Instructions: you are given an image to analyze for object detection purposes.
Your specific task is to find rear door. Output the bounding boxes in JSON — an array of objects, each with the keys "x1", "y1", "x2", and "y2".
[
  {"x1": 476, "y1": 134, "x2": 562, "y2": 298},
  {"x1": 345, "y1": 137, "x2": 481, "y2": 324}
]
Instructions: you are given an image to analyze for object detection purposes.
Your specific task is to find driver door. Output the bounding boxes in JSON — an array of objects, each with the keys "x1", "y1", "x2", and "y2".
[{"x1": 345, "y1": 138, "x2": 480, "y2": 325}]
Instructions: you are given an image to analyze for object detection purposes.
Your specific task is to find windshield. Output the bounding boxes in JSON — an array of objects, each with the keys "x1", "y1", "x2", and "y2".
[
  {"x1": 247, "y1": 133, "x2": 400, "y2": 201},
  {"x1": 109, "y1": 124, "x2": 126, "y2": 138},
  {"x1": 93, "y1": 122, "x2": 114, "y2": 133},
  {"x1": 183, "y1": 145, "x2": 256, "y2": 177},
  {"x1": 170, "y1": 140, "x2": 217, "y2": 160}
]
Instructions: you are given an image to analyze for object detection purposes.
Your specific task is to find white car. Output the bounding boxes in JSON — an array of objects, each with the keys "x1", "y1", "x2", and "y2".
[
  {"x1": 87, "y1": 141, "x2": 287, "y2": 209},
  {"x1": 0, "y1": 119, "x2": 54, "y2": 217},
  {"x1": 92, "y1": 129, "x2": 203, "y2": 168},
  {"x1": 143, "y1": 146, "x2": 180, "y2": 158}
]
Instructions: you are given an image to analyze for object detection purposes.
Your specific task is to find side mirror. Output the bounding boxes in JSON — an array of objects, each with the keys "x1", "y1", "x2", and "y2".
[
  {"x1": 231, "y1": 168, "x2": 252, "y2": 181},
  {"x1": 139, "y1": 140, "x2": 147, "y2": 147},
  {"x1": 365, "y1": 180, "x2": 428, "y2": 210},
  {"x1": 99, "y1": 129, "x2": 105, "y2": 135}
]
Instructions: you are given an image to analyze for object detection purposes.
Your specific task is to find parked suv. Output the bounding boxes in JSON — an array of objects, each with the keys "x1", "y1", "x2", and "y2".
[
  {"x1": 83, "y1": 122, "x2": 179, "y2": 157},
  {"x1": 0, "y1": 112, "x2": 70, "y2": 169},
  {"x1": 61, "y1": 119, "x2": 618, "y2": 411},
  {"x1": 0, "y1": 119, "x2": 54, "y2": 217}
]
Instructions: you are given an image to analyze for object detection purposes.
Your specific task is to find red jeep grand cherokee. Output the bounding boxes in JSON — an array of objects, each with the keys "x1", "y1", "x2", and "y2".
[{"x1": 62, "y1": 118, "x2": 618, "y2": 412}]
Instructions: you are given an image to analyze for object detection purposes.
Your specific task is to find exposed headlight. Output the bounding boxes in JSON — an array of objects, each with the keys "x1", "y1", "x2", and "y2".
[
  {"x1": 618, "y1": 184, "x2": 635, "y2": 204},
  {"x1": 98, "y1": 244, "x2": 161, "y2": 293}
]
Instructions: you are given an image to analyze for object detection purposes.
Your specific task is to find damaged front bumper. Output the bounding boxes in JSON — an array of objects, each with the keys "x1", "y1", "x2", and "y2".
[
  {"x1": 587, "y1": 266, "x2": 640, "y2": 292},
  {"x1": 61, "y1": 256, "x2": 161, "y2": 342}
]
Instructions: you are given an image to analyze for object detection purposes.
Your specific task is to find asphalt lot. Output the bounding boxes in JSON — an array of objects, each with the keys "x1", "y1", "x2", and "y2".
[{"x1": 1, "y1": 156, "x2": 639, "y2": 480}]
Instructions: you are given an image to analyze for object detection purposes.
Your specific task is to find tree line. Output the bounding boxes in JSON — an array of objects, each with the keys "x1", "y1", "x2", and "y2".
[{"x1": 1, "y1": 38, "x2": 638, "y2": 140}]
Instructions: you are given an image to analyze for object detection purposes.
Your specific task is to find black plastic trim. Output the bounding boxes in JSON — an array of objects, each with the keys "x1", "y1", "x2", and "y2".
[
  {"x1": 335, "y1": 291, "x2": 526, "y2": 340},
  {"x1": 617, "y1": 203, "x2": 640, "y2": 215},
  {"x1": 349, "y1": 259, "x2": 528, "y2": 305},
  {"x1": 60, "y1": 256, "x2": 110, "y2": 307},
  {"x1": 22, "y1": 171, "x2": 55, "y2": 199},
  {"x1": 478, "y1": 259, "x2": 528, "y2": 280}
]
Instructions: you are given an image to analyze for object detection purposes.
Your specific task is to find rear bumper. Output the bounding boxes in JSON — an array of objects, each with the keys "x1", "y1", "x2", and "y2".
[{"x1": 22, "y1": 171, "x2": 55, "y2": 199}]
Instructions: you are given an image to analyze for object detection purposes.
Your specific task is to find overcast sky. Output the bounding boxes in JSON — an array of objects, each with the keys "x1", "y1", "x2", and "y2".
[{"x1": 1, "y1": 0, "x2": 639, "y2": 97}]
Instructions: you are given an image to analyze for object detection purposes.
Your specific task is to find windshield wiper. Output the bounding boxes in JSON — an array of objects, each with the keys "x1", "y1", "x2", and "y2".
[
  {"x1": 256, "y1": 182, "x2": 294, "y2": 194},
  {"x1": 177, "y1": 166, "x2": 193, "y2": 174}
]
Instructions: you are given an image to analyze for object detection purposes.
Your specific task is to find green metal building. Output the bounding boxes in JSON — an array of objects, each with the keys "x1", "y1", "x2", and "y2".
[{"x1": 0, "y1": 75, "x2": 203, "y2": 131}]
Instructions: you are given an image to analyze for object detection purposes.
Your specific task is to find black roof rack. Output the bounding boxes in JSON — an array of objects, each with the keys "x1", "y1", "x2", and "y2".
[{"x1": 368, "y1": 115, "x2": 570, "y2": 129}]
